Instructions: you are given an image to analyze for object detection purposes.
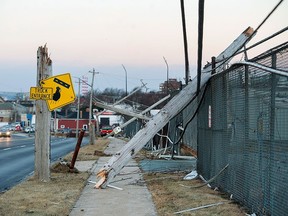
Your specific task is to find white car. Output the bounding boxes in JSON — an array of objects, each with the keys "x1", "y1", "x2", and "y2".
[{"x1": 24, "y1": 126, "x2": 35, "y2": 133}]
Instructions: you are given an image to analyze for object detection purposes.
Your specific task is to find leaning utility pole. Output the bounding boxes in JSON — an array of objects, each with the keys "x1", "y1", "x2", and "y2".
[{"x1": 35, "y1": 45, "x2": 52, "y2": 181}]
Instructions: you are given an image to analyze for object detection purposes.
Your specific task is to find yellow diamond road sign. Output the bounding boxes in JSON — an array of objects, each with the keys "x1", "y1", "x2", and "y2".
[{"x1": 40, "y1": 73, "x2": 76, "y2": 111}]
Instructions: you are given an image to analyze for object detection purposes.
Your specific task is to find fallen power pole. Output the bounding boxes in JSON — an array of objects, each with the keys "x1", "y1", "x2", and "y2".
[
  {"x1": 94, "y1": 101, "x2": 150, "y2": 121},
  {"x1": 95, "y1": 83, "x2": 146, "y2": 135},
  {"x1": 95, "y1": 27, "x2": 255, "y2": 189},
  {"x1": 103, "y1": 94, "x2": 171, "y2": 138}
]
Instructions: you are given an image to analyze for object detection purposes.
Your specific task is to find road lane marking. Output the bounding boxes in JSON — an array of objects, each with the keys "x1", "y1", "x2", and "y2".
[{"x1": 3, "y1": 148, "x2": 11, "y2": 151}]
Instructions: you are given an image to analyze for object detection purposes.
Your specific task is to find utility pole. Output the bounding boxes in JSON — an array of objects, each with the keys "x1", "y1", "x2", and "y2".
[
  {"x1": 89, "y1": 68, "x2": 98, "y2": 145},
  {"x1": 35, "y1": 44, "x2": 52, "y2": 182},
  {"x1": 180, "y1": 0, "x2": 190, "y2": 85},
  {"x1": 76, "y1": 77, "x2": 81, "y2": 138}
]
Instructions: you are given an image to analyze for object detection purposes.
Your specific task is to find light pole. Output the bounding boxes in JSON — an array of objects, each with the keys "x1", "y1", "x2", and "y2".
[
  {"x1": 163, "y1": 56, "x2": 169, "y2": 94},
  {"x1": 122, "y1": 64, "x2": 128, "y2": 96}
]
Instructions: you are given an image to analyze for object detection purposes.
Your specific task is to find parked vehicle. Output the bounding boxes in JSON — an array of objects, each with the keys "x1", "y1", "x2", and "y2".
[
  {"x1": 58, "y1": 128, "x2": 72, "y2": 134},
  {"x1": 24, "y1": 126, "x2": 35, "y2": 133},
  {"x1": 9, "y1": 122, "x2": 22, "y2": 131},
  {"x1": 57, "y1": 128, "x2": 72, "y2": 137},
  {"x1": 100, "y1": 126, "x2": 113, "y2": 137},
  {"x1": 0, "y1": 129, "x2": 11, "y2": 137}
]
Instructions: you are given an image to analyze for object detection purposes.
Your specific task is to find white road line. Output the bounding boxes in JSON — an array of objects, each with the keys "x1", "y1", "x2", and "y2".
[
  {"x1": 20, "y1": 145, "x2": 26, "y2": 148},
  {"x1": 3, "y1": 148, "x2": 11, "y2": 151}
]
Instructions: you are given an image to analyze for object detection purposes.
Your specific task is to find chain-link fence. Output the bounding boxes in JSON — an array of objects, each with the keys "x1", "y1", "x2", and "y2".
[
  {"x1": 122, "y1": 42, "x2": 287, "y2": 215},
  {"x1": 196, "y1": 42, "x2": 288, "y2": 215}
]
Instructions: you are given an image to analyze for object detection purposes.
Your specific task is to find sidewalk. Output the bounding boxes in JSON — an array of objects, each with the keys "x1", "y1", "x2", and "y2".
[{"x1": 70, "y1": 137, "x2": 157, "y2": 216}]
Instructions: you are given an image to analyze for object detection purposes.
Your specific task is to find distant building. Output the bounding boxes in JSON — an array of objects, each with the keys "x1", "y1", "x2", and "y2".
[
  {"x1": 54, "y1": 118, "x2": 96, "y2": 131},
  {"x1": 159, "y1": 78, "x2": 181, "y2": 93},
  {"x1": 0, "y1": 102, "x2": 28, "y2": 123}
]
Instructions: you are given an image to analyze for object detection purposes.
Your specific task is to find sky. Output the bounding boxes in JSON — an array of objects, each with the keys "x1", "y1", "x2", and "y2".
[{"x1": 0, "y1": 0, "x2": 287, "y2": 94}]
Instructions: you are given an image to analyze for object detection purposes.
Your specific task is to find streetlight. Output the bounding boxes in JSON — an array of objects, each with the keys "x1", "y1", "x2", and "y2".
[
  {"x1": 163, "y1": 56, "x2": 169, "y2": 94},
  {"x1": 122, "y1": 64, "x2": 128, "y2": 96}
]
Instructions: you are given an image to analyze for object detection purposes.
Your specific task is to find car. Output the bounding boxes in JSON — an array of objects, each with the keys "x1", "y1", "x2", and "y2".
[
  {"x1": 0, "y1": 129, "x2": 11, "y2": 137},
  {"x1": 57, "y1": 128, "x2": 72, "y2": 137},
  {"x1": 58, "y1": 128, "x2": 72, "y2": 134},
  {"x1": 24, "y1": 126, "x2": 35, "y2": 133},
  {"x1": 100, "y1": 126, "x2": 113, "y2": 137}
]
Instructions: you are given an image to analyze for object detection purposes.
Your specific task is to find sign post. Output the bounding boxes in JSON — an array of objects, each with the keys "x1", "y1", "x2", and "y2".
[
  {"x1": 32, "y1": 45, "x2": 76, "y2": 183},
  {"x1": 35, "y1": 45, "x2": 52, "y2": 182}
]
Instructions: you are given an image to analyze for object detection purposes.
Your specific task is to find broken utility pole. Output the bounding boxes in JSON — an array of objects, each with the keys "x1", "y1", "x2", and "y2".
[
  {"x1": 94, "y1": 100, "x2": 150, "y2": 121},
  {"x1": 95, "y1": 27, "x2": 255, "y2": 189},
  {"x1": 95, "y1": 83, "x2": 147, "y2": 135},
  {"x1": 103, "y1": 94, "x2": 171, "y2": 138},
  {"x1": 35, "y1": 45, "x2": 52, "y2": 182}
]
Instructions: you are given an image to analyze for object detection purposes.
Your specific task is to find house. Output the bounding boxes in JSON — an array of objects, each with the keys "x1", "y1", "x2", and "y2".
[
  {"x1": 54, "y1": 118, "x2": 96, "y2": 132},
  {"x1": 0, "y1": 102, "x2": 28, "y2": 124}
]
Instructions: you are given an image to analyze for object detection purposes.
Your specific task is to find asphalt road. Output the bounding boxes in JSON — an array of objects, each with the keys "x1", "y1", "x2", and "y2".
[{"x1": 0, "y1": 132, "x2": 89, "y2": 193}]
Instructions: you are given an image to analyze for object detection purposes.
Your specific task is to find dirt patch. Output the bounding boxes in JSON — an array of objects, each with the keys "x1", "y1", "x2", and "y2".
[{"x1": 50, "y1": 161, "x2": 79, "y2": 173}]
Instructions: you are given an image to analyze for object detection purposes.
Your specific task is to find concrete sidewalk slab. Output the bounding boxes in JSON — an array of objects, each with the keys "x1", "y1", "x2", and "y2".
[{"x1": 70, "y1": 138, "x2": 157, "y2": 216}]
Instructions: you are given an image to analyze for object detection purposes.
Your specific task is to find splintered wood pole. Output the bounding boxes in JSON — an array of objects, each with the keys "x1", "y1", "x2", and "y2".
[
  {"x1": 95, "y1": 27, "x2": 254, "y2": 189},
  {"x1": 35, "y1": 45, "x2": 52, "y2": 181},
  {"x1": 103, "y1": 94, "x2": 171, "y2": 139},
  {"x1": 95, "y1": 101, "x2": 150, "y2": 120}
]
